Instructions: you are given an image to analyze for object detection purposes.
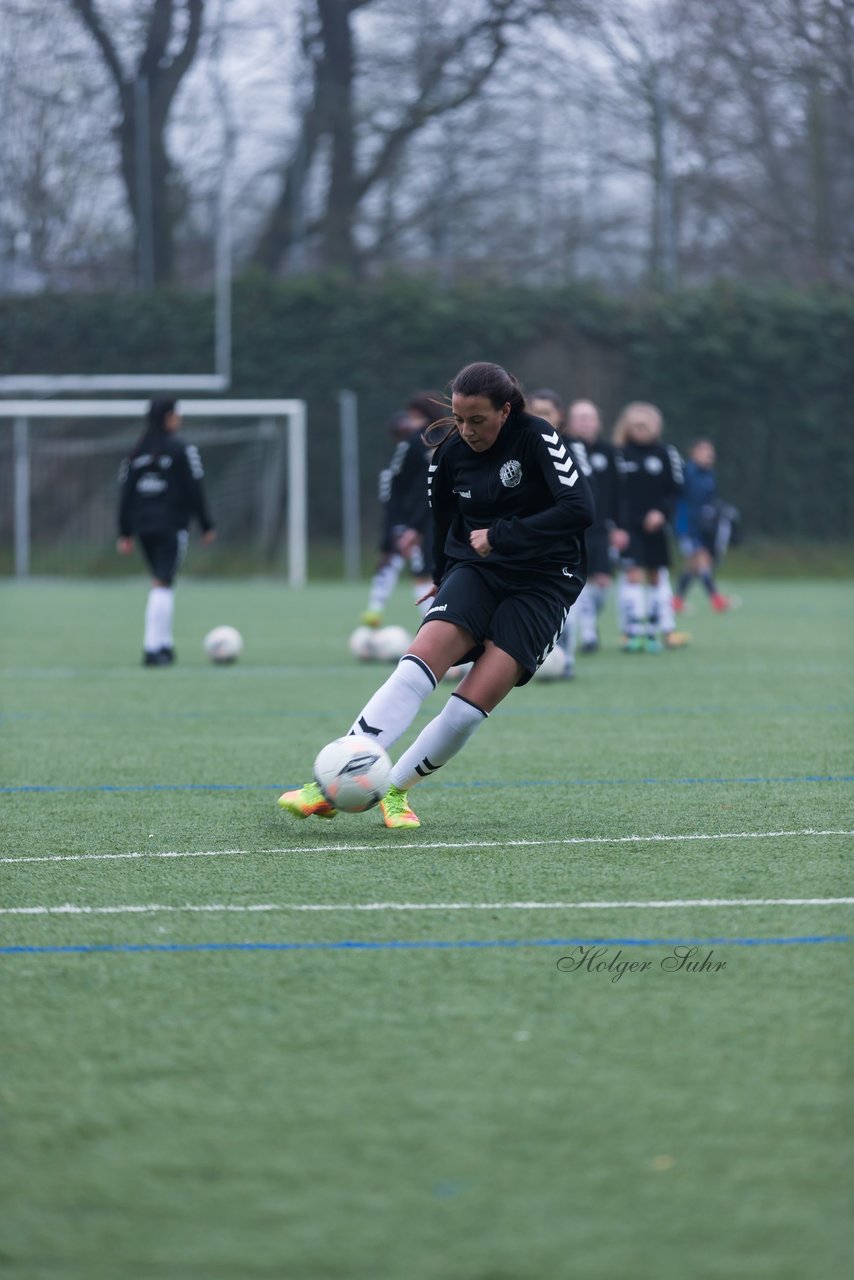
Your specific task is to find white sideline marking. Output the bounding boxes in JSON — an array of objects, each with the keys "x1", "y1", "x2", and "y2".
[
  {"x1": 1, "y1": 828, "x2": 852, "y2": 865},
  {"x1": 2, "y1": 896, "x2": 854, "y2": 918}
]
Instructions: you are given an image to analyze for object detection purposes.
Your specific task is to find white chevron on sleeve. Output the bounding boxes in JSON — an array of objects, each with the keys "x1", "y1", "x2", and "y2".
[
  {"x1": 541, "y1": 427, "x2": 578, "y2": 484},
  {"x1": 542, "y1": 430, "x2": 566, "y2": 459}
]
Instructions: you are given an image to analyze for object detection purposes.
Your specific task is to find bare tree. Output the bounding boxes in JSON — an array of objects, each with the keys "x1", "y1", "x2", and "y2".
[
  {"x1": 0, "y1": 4, "x2": 128, "y2": 289},
  {"x1": 251, "y1": 0, "x2": 582, "y2": 277},
  {"x1": 66, "y1": 0, "x2": 205, "y2": 286},
  {"x1": 6, "y1": 0, "x2": 852, "y2": 294},
  {"x1": 577, "y1": 1, "x2": 686, "y2": 291},
  {"x1": 665, "y1": 0, "x2": 854, "y2": 285}
]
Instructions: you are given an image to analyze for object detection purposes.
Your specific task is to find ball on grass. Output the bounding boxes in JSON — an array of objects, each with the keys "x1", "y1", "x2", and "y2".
[{"x1": 313, "y1": 735, "x2": 392, "y2": 813}]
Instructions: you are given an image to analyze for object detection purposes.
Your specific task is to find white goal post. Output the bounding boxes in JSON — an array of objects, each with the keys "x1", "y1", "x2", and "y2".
[{"x1": 0, "y1": 399, "x2": 307, "y2": 584}]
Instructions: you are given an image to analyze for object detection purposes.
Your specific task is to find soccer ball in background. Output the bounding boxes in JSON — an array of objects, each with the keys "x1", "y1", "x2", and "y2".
[
  {"x1": 312, "y1": 735, "x2": 392, "y2": 812},
  {"x1": 348, "y1": 625, "x2": 379, "y2": 660},
  {"x1": 349, "y1": 624, "x2": 411, "y2": 662},
  {"x1": 372, "y1": 625, "x2": 411, "y2": 662},
  {"x1": 532, "y1": 646, "x2": 567, "y2": 680},
  {"x1": 203, "y1": 625, "x2": 244, "y2": 664}
]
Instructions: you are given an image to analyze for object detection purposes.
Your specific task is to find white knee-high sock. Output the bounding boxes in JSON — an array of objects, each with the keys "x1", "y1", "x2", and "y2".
[
  {"x1": 367, "y1": 554, "x2": 404, "y2": 613},
  {"x1": 576, "y1": 584, "x2": 598, "y2": 646},
  {"x1": 619, "y1": 580, "x2": 646, "y2": 637},
  {"x1": 591, "y1": 581, "x2": 609, "y2": 617},
  {"x1": 556, "y1": 612, "x2": 576, "y2": 675},
  {"x1": 391, "y1": 693, "x2": 488, "y2": 790},
  {"x1": 144, "y1": 586, "x2": 174, "y2": 652},
  {"x1": 349, "y1": 654, "x2": 436, "y2": 750},
  {"x1": 656, "y1": 569, "x2": 675, "y2": 633}
]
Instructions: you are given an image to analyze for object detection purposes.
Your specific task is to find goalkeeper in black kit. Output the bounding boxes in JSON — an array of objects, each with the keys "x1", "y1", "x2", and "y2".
[
  {"x1": 279, "y1": 361, "x2": 594, "y2": 830},
  {"x1": 117, "y1": 399, "x2": 215, "y2": 665}
]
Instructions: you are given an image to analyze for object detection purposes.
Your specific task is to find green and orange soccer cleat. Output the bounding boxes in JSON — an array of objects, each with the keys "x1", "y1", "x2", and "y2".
[
  {"x1": 277, "y1": 781, "x2": 336, "y2": 819},
  {"x1": 379, "y1": 784, "x2": 421, "y2": 830}
]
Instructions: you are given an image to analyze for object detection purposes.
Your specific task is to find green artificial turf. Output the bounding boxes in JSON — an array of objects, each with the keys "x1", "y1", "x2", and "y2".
[{"x1": 1, "y1": 576, "x2": 852, "y2": 1280}]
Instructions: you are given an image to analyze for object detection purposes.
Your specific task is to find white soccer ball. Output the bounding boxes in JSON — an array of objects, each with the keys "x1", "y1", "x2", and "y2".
[
  {"x1": 313, "y1": 735, "x2": 392, "y2": 813},
  {"x1": 348, "y1": 625, "x2": 380, "y2": 660},
  {"x1": 533, "y1": 646, "x2": 567, "y2": 680},
  {"x1": 203, "y1": 625, "x2": 243, "y2": 664},
  {"x1": 373, "y1": 624, "x2": 411, "y2": 662}
]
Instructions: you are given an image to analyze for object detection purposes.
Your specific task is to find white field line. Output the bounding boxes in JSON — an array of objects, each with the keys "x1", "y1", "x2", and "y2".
[
  {"x1": 3, "y1": 897, "x2": 854, "y2": 918},
  {"x1": 2, "y1": 827, "x2": 853, "y2": 865}
]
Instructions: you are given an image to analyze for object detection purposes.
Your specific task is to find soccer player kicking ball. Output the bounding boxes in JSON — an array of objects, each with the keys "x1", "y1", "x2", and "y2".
[{"x1": 279, "y1": 361, "x2": 594, "y2": 830}]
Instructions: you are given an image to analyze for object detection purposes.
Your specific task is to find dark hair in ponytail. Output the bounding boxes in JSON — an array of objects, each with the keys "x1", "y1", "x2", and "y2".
[
  {"x1": 132, "y1": 398, "x2": 178, "y2": 457},
  {"x1": 451, "y1": 362, "x2": 525, "y2": 413},
  {"x1": 426, "y1": 362, "x2": 525, "y2": 446}
]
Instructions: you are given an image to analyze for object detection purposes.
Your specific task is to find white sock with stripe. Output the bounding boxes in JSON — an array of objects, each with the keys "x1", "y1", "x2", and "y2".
[
  {"x1": 656, "y1": 570, "x2": 675, "y2": 633},
  {"x1": 576, "y1": 584, "x2": 598, "y2": 646},
  {"x1": 144, "y1": 586, "x2": 174, "y2": 652},
  {"x1": 556, "y1": 612, "x2": 576, "y2": 674},
  {"x1": 367, "y1": 554, "x2": 404, "y2": 613},
  {"x1": 349, "y1": 654, "x2": 436, "y2": 750},
  {"x1": 390, "y1": 693, "x2": 488, "y2": 790},
  {"x1": 619, "y1": 580, "x2": 646, "y2": 637}
]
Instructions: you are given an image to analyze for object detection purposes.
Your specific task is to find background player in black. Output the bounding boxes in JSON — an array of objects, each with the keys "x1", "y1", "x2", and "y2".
[
  {"x1": 360, "y1": 408, "x2": 419, "y2": 627},
  {"x1": 117, "y1": 399, "x2": 215, "y2": 665},
  {"x1": 613, "y1": 401, "x2": 684, "y2": 652},
  {"x1": 528, "y1": 387, "x2": 588, "y2": 677},
  {"x1": 360, "y1": 392, "x2": 442, "y2": 628},
  {"x1": 564, "y1": 399, "x2": 626, "y2": 652},
  {"x1": 280, "y1": 362, "x2": 594, "y2": 829}
]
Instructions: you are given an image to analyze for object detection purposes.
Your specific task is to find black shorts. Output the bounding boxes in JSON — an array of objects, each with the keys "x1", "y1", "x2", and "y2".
[
  {"x1": 621, "y1": 527, "x2": 671, "y2": 571},
  {"x1": 419, "y1": 560, "x2": 582, "y2": 686},
  {"x1": 377, "y1": 512, "x2": 396, "y2": 556},
  {"x1": 586, "y1": 530, "x2": 614, "y2": 577},
  {"x1": 138, "y1": 530, "x2": 188, "y2": 585}
]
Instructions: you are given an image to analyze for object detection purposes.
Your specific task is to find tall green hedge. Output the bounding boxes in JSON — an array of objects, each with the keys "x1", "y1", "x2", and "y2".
[{"x1": 2, "y1": 275, "x2": 852, "y2": 542}]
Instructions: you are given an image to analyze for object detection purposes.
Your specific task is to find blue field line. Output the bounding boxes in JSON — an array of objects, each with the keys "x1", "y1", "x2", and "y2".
[
  {"x1": 3, "y1": 774, "x2": 853, "y2": 795},
  {"x1": 1, "y1": 934, "x2": 850, "y2": 957}
]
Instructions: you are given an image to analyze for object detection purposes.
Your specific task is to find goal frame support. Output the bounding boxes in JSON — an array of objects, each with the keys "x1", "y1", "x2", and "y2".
[{"x1": 0, "y1": 399, "x2": 307, "y2": 585}]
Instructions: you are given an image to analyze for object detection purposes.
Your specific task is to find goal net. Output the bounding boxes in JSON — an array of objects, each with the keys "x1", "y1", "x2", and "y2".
[{"x1": 0, "y1": 400, "x2": 306, "y2": 581}]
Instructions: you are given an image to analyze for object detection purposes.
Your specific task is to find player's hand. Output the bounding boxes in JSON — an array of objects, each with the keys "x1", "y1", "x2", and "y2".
[
  {"x1": 116, "y1": 537, "x2": 133, "y2": 555},
  {"x1": 643, "y1": 510, "x2": 665, "y2": 533},
  {"x1": 469, "y1": 528, "x2": 492, "y2": 557},
  {"x1": 202, "y1": 530, "x2": 217, "y2": 545},
  {"x1": 395, "y1": 528, "x2": 421, "y2": 557},
  {"x1": 415, "y1": 584, "x2": 438, "y2": 606}
]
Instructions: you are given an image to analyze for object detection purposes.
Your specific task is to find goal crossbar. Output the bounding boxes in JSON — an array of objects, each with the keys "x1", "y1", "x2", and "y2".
[{"x1": 0, "y1": 399, "x2": 303, "y2": 417}]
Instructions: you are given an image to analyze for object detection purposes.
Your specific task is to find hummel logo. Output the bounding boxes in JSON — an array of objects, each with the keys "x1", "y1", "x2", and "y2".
[
  {"x1": 426, "y1": 603, "x2": 448, "y2": 614},
  {"x1": 454, "y1": 489, "x2": 472, "y2": 499}
]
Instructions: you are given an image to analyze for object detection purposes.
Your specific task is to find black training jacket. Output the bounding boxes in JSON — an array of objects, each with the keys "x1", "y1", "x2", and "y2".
[
  {"x1": 616, "y1": 440, "x2": 683, "y2": 530},
  {"x1": 428, "y1": 410, "x2": 594, "y2": 584},
  {"x1": 118, "y1": 437, "x2": 213, "y2": 537}
]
